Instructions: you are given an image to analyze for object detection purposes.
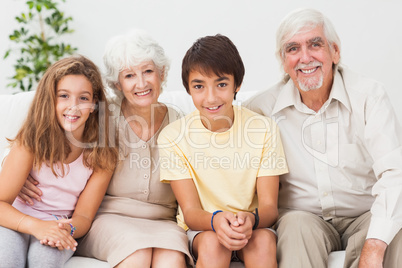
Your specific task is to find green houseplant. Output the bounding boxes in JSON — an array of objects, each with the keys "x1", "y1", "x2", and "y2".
[{"x1": 3, "y1": 0, "x2": 77, "y2": 91}]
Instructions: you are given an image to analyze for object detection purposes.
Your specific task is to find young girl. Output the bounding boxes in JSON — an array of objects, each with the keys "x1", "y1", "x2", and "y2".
[{"x1": 0, "y1": 56, "x2": 118, "y2": 268}]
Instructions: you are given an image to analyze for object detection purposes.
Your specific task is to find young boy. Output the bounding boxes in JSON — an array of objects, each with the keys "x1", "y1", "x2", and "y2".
[{"x1": 158, "y1": 34, "x2": 288, "y2": 268}]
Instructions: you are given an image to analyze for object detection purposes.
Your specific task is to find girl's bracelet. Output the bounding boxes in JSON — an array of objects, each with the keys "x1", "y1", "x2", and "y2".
[
  {"x1": 16, "y1": 215, "x2": 27, "y2": 232},
  {"x1": 68, "y1": 223, "x2": 76, "y2": 237},
  {"x1": 52, "y1": 214, "x2": 76, "y2": 236}
]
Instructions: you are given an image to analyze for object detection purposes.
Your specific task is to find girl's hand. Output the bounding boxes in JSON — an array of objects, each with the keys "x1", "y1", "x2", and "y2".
[
  {"x1": 213, "y1": 211, "x2": 248, "y2": 251},
  {"x1": 33, "y1": 219, "x2": 77, "y2": 251},
  {"x1": 18, "y1": 174, "x2": 42, "y2": 205},
  {"x1": 230, "y1": 211, "x2": 254, "y2": 240},
  {"x1": 39, "y1": 222, "x2": 72, "y2": 250}
]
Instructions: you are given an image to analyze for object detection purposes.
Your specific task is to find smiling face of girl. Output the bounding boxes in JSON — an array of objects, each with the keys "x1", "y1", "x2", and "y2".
[{"x1": 56, "y1": 74, "x2": 95, "y2": 141}]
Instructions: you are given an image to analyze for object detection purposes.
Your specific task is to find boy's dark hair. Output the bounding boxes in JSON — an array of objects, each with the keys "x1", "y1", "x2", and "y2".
[{"x1": 182, "y1": 34, "x2": 245, "y2": 100}]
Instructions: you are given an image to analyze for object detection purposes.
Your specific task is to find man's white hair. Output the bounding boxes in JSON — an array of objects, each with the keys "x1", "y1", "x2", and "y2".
[{"x1": 275, "y1": 8, "x2": 341, "y2": 79}]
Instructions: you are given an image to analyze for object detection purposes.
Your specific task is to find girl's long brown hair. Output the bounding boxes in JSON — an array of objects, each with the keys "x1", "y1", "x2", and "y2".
[{"x1": 11, "y1": 55, "x2": 118, "y2": 176}]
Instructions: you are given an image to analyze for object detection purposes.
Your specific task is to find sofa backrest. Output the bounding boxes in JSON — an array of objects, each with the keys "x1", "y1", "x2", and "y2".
[
  {"x1": 0, "y1": 91, "x2": 36, "y2": 164},
  {"x1": 0, "y1": 89, "x2": 259, "y2": 167}
]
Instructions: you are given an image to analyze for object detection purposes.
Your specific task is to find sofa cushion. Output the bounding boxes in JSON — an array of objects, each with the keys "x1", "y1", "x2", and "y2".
[{"x1": 65, "y1": 256, "x2": 108, "y2": 268}]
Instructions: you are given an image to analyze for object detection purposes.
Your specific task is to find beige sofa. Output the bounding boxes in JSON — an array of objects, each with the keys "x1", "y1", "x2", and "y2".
[{"x1": 0, "y1": 90, "x2": 345, "y2": 267}]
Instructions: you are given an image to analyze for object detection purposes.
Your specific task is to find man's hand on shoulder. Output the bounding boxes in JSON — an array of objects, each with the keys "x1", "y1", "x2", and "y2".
[{"x1": 358, "y1": 238, "x2": 387, "y2": 268}]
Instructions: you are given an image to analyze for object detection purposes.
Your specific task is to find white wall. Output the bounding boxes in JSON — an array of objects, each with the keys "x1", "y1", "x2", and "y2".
[{"x1": 1, "y1": 0, "x2": 401, "y2": 122}]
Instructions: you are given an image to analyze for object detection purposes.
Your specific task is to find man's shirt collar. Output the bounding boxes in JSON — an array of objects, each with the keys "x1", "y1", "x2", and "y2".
[{"x1": 272, "y1": 69, "x2": 352, "y2": 115}]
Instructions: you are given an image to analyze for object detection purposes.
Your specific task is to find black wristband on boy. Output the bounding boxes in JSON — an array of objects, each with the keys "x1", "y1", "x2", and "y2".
[{"x1": 252, "y1": 208, "x2": 259, "y2": 230}]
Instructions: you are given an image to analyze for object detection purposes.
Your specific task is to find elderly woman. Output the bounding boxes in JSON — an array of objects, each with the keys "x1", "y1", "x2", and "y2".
[{"x1": 19, "y1": 30, "x2": 193, "y2": 268}]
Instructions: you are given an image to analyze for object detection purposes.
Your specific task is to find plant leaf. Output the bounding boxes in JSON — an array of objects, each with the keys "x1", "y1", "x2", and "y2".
[{"x1": 4, "y1": 49, "x2": 11, "y2": 59}]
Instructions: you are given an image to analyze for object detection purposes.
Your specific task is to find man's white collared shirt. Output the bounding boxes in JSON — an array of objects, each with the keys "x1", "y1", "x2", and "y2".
[{"x1": 245, "y1": 66, "x2": 402, "y2": 244}]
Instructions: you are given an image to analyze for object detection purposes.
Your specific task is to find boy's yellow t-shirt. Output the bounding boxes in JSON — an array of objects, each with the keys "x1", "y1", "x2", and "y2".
[{"x1": 158, "y1": 105, "x2": 288, "y2": 230}]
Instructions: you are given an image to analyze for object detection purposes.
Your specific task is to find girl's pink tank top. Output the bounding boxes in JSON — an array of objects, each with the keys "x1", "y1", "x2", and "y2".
[{"x1": 13, "y1": 154, "x2": 93, "y2": 220}]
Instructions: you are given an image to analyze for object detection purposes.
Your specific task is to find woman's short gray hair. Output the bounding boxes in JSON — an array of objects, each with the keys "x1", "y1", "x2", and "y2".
[
  {"x1": 103, "y1": 29, "x2": 170, "y2": 98},
  {"x1": 276, "y1": 8, "x2": 341, "y2": 70}
]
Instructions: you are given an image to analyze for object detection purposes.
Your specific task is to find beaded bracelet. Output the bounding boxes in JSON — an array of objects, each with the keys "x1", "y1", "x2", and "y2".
[
  {"x1": 52, "y1": 214, "x2": 75, "y2": 236},
  {"x1": 211, "y1": 210, "x2": 223, "y2": 232},
  {"x1": 68, "y1": 223, "x2": 76, "y2": 237}
]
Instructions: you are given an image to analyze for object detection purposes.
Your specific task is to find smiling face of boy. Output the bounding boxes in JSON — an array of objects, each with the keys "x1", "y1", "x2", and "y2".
[{"x1": 188, "y1": 70, "x2": 239, "y2": 133}]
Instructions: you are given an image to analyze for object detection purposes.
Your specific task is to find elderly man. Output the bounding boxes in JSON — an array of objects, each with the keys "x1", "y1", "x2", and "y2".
[{"x1": 245, "y1": 8, "x2": 402, "y2": 268}]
